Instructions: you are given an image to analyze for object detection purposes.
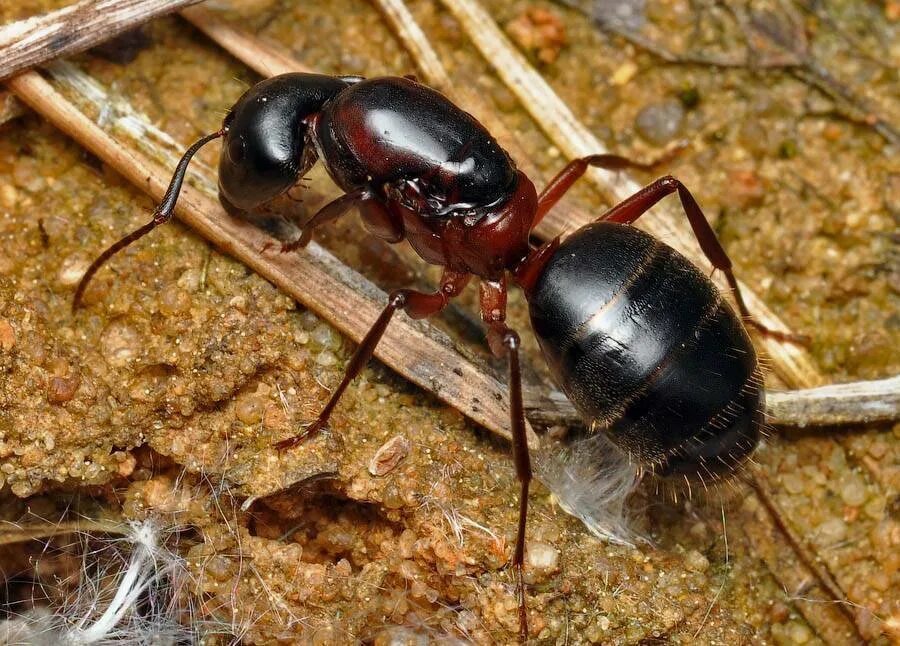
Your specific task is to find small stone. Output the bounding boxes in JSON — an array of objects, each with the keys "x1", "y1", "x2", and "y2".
[
  {"x1": 311, "y1": 322, "x2": 340, "y2": 350},
  {"x1": 684, "y1": 549, "x2": 709, "y2": 572},
  {"x1": 47, "y1": 374, "x2": 80, "y2": 404},
  {"x1": 315, "y1": 350, "x2": 337, "y2": 367},
  {"x1": 159, "y1": 287, "x2": 190, "y2": 316},
  {"x1": 610, "y1": 61, "x2": 638, "y2": 86},
  {"x1": 57, "y1": 254, "x2": 91, "y2": 287},
  {"x1": 505, "y1": 7, "x2": 567, "y2": 64},
  {"x1": 101, "y1": 320, "x2": 141, "y2": 367},
  {"x1": 841, "y1": 475, "x2": 868, "y2": 507},
  {"x1": 526, "y1": 541, "x2": 560, "y2": 580},
  {"x1": 382, "y1": 483, "x2": 405, "y2": 509},
  {"x1": 781, "y1": 473, "x2": 804, "y2": 494},
  {"x1": 726, "y1": 169, "x2": 766, "y2": 208},
  {"x1": 816, "y1": 517, "x2": 847, "y2": 543},
  {"x1": 117, "y1": 453, "x2": 136, "y2": 477},
  {"x1": 177, "y1": 268, "x2": 202, "y2": 291},
  {"x1": 368, "y1": 435, "x2": 411, "y2": 476},
  {"x1": 235, "y1": 393, "x2": 266, "y2": 425},
  {"x1": 0, "y1": 319, "x2": 15, "y2": 350},
  {"x1": 769, "y1": 601, "x2": 790, "y2": 623},
  {"x1": 0, "y1": 184, "x2": 17, "y2": 209},
  {"x1": 786, "y1": 620, "x2": 813, "y2": 644},
  {"x1": 635, "y1": 99, "x2": 685, "y2": 145}
]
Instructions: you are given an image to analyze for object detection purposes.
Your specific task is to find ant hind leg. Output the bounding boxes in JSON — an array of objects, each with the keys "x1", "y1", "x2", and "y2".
[{"x1": 600, "y1": 176, "x2": 808, "y2": 344}]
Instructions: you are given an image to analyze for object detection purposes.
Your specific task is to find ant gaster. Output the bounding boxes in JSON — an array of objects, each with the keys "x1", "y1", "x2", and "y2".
[{"x1": 74, "y1": 72, "x2": 805, "y2": 640}]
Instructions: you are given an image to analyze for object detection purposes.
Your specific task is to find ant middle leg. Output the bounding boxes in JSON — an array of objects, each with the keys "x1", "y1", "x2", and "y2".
[
  {"x1": 480, "y1": 278, "x2": 531, "y2": 641},
  {"x1": 600, "y1": 176, "x2": 808, "y2": 344},
  {"x1": 275, "y1": 269, "x2": 470, "y2": 450}
]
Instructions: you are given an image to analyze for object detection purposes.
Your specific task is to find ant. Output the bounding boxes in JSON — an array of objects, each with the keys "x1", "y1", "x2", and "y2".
[{"x1": 74, "y1": 72, "x2": 806, "y2": 641}]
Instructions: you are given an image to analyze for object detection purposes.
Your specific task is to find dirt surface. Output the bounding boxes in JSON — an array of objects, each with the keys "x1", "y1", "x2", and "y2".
[{"x1": 0, "y1": 0, "x2": 897, "y2": 644}]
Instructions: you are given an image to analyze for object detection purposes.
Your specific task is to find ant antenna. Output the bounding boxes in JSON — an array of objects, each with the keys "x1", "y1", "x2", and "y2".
[{"x1": 72, "y1": 129, "x2": 226, "y2": 311}]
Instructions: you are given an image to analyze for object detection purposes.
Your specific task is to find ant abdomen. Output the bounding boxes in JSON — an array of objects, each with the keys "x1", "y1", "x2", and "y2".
[{"x1": 528, "y1": 222, "x2": 764, "y2": 482}]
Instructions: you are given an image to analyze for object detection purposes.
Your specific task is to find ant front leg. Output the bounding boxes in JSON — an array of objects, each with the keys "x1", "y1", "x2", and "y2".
[
  {"x1": 480, "y1": 278, "x2": 531, "y2": 641},
  {"x1": 277, "y1": 187, "x2": 371, "y2": 253},
  {"x1": 601, "y1": 176, "x2": 808, "y2": 344},
  {"x1": 275, "y1": 270, "x2": 470, "y2": 450}
]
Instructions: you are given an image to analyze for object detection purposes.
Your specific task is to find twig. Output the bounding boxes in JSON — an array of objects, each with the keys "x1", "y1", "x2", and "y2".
[
  {"x1": 6, "y1": 68, "x2": 538, "y2": 450},
  {"x1": 0, "y1": 519, "x2": 128, "y2": 545},
  {"x1": 525, "y1": 375, "x2": 900, "y2": 428},
  {"x1": 179, "y1": 5, "x2": 308, "y2": 78},
  {"x1": 765, "y1": 375, "x2": 900, "y2": 428},
  {"x1": 0, "y1": 0, "x2": 204, "y2": 80},
  {"x1": 435, "y1": 0, "x2": 820, "y2": 391}
]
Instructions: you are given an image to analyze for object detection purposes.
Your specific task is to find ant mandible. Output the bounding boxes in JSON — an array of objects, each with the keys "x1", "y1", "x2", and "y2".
[{"x1": 74, "y1": 73, "x2": 804, "y2": 641}]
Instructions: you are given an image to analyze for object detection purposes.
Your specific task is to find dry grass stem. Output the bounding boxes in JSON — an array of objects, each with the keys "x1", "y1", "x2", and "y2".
[
  {"x1": 6, "y1": 68, "x2": 538, "y2": 450},
  {"x1": 765, "y1": 375, "x2": 900, "y2": 427},
  {"x1": 0, "y1": 520, "x2": 128, "y2": 545},
  {"x1": 526, "y1": 375, "x2": 900, "y2": 428},
  {"x1": 179, "y1": 5, "x2": 307, "y2": 78},
  {"x1": 0, "y1": 0, "x2": 203, "y2": 80},
  {"x1": 437, "y1": 0, "x2": 821, "y2": 390}
]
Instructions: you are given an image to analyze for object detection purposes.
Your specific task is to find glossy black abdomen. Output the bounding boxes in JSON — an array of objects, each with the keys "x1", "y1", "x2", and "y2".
[
  {"x1": 316, "y1": 77, "x2": 517, "y2": 214},
  {"x1": 529, "y1": 222, "x2": 764, "y2": 480}
]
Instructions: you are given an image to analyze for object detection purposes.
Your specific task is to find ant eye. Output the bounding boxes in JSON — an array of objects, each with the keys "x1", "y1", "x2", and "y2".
[{"x1": 227, "y1": 136, "x2": 245, "y2": 164}]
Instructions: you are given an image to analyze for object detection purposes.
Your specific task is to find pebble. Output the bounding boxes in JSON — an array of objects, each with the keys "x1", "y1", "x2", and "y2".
[
  {"x1": 0, "y1": 319, "x2": 15, "y2": 350},
  {"x1": 311, "y1": 322, "x2": 341, "y2": 350},
  {"x1": 57, "y1": 255, "x2": 91, "y2": 287},
  {"x1": 610, "y1": 61, "x2": 638, "y2": 86},
  {"x1": 840, "y1": 475, "x2": 868, "y2": 506},
  {"x1": 47, "y1": 374, "x2": 80, "y2": 404},
  {"x1": 368, "y1": 435, "x2": 411, "y2": 476},
  {"x1": 684, "y1": 549, "x2": 709, "y2": 572},
  {"x1": 0, "y1": 184, "x2": 16, "y2": 209},
  {"x1": 235, "y1": 393, "x2": 266, "y2": 425},
  {"x1": 781, "y1": 473, "x2": 805, "y2": 495},
  {"x1": 526, "y1": 541, "x2": 560, "y2": 578},
  {"x1": 176, "y1": 268, "x2": 202, "y2": 291},
  {"x1": 785, "y1": 620, "x2": 813, "y2": 644},
  {"x1": 315, "y1": 350, "x2": 337, "y2": 367},
  {"x1": 635, "y1": 99, "x2": 684, "y2": 145},
  {"x1": 816, "y1": 517, "x2": 847, "y2": 543},
  {"x1": 100, "y1": 320, "x2": 141, "y2": 367}
]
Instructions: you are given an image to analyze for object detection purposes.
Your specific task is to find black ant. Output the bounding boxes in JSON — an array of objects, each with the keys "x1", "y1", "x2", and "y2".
[{"x1": 73, "y1": 72, "x2": 806, "y2": 640}]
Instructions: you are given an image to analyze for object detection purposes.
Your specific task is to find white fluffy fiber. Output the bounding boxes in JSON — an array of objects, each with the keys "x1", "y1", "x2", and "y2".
[
  {"x1": 536, "y1": 430, "x2": 643, "y2": 546},
  {"x1": 0, "y1": 520, "x2": 198, "y2": 646}
]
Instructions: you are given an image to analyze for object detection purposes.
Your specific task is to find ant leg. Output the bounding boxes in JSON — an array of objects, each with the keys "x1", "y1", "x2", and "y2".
[
  {"x1": 279, "y1": 187, "x2": 369, "y2": 253},
  {"x1": 480, "y1": 279, "x2": 531, "y2": 641},
  {"x1": 601, "y1": 176, "x2": 807, "y2": 344},
  {"x1": 358, "y1": 197, "x2": 404, "y2": 243},
  {"x1": 533, "y1": 152, "x2": 678, "y2": 229},
  {"x1": 275, "y1": 270, "x2": 470, "y2": 449}
]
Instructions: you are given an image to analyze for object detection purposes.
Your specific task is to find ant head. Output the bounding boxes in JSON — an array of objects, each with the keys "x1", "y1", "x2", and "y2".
[
  {"x1": 217, "y1": 83, "x2": 310, "y2": 214},
  {"x1": 217, "y1": 73, "x2": 350, "y2": 214}
]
